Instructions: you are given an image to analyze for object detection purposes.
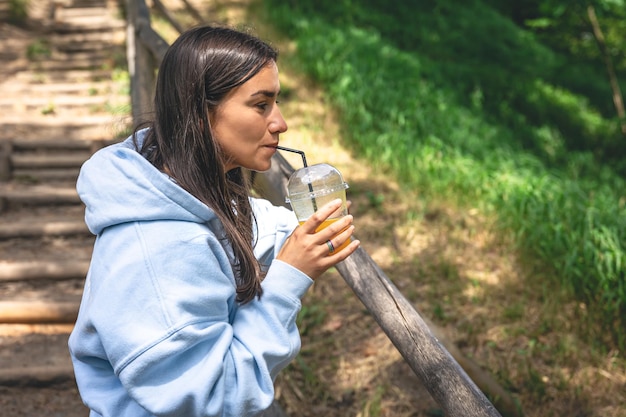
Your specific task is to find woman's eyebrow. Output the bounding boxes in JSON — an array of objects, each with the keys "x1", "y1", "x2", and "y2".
[{"x1": 250, "y1": 89, "x2": 280, "y2": 98}]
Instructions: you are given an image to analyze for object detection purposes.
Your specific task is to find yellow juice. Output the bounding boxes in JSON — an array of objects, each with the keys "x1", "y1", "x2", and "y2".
[{"x1": 299, "y1": 218, "x2": 351, "y2": 253}]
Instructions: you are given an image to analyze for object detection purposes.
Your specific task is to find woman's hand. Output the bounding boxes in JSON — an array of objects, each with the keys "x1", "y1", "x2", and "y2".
[{"x1": 276, "y1": 199, "x2": 360, "y2": 280}]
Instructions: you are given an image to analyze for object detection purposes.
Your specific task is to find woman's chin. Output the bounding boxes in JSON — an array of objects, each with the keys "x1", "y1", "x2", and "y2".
[{"x1": 249, "y1": 160, "x2": 273, "y2": 172}]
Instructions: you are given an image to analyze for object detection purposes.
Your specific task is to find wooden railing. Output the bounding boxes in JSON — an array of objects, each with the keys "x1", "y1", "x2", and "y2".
[
  {"x1": 124, "y1": 2, "x2": 520, "y2": 416},
  {"x1": 256, "y1": 155, "x2": 517, "y2": 417},
  {"x1": 124, "y1": 0, "x2": 168, "y2": 123}
]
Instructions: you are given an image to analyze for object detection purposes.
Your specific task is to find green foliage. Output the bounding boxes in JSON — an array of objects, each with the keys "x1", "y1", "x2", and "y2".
[
  {"x1": 26, "y1": 39, "x2": 51, "y2": 60},
  {"x1": 8, "y1": 0, "x2": 28, "y2": 24},
  {"x1": 263, "y1": 0, "x2": 626, "y2": 348},
  {"x1": 40, "y1": 102, "x2": 55, "y2": 115},
  {"x1": 494, "y1": 1, "x2": 626, "y2": 140},
  {"x1": 297, "y1": 304, "x2": 327, "y2": 336},
  {"x1": 363, "y1": 384, "x2": 385, "y2": 417}
]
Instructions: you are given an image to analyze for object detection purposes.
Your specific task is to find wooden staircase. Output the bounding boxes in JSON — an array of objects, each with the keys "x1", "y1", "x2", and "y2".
[{"x1": 0, "y1": 0, "x2": 128, "y2": 410}]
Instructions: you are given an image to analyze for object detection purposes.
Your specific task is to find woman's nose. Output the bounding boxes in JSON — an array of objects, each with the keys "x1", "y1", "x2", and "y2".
[{"x1": 270, "y1": 106, "x2": 288, "y2": 133}]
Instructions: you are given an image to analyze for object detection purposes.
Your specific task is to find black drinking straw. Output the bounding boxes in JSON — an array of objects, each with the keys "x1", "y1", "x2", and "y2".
[
  {"x1": 276, "y1": 146, "x2": 318, "y2": 211},
  {"x1": 276, "y1": 146, "x2": 308, "y2": 167}
]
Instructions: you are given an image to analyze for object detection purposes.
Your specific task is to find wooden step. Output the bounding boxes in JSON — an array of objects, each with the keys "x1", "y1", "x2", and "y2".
[
  {"x1": 0, "y1": 300, "x2": 80, "y2": 324},
  {"x1": 0, "y1": 95, "x2": 126, "y2": 112},
  {"x1": 0, "y1": 324, "x2": 76, "y2": 386},
  {"x1": 28, "y1": 56, "x2": 112, "y2": 72},
  {"x1": 49, "y1": 30, "x2": 124, "y2": 45},
  {"x1": 12, "y1": 168, "x2": 81, "y2": 182},
  {"x1": 0, "y1": 364, "x2": 75, "y2": 387},
  {"x1": 30, "y1": 49, "x2": 111, "y2": 62},
  {"x1": 52, "y1": 16, "x2": 125, "y2": 33},
  {"x1": 11, "y1": 154, "x2": 90, "y2": 168},
  {"x1": 12, "y1": 137, "x2": 107, "y2": 151},
  {"x1": 0, "y1": 323, "x2": 75, "y2": 337},
  {"x1": 55, "y1": 41, "x2": 122, "y2": 54},
  {"x1": 0, "y1": 220, "x2": 89, "y2": 239},
  {"x1": 0, "y1": 115, "x2": 129, "y2": 141},
  {"x1": 0, "y1": 324, "x2": 75, "y2": 388},
  {"x1": 29, "y1": 32, "x2": 124, "y2": 54},
  {"x1": 58, "y1": 6, "x2": 112, "y2": 18},
  {"x1": 0, "y1": 81, "x2": 120, "y2": 96},
  {"x1": 0, "y1": 260, "x2": 90, "y2": 281},
  {"x1": 14, "y1": 68, "x2": 118, "y2": 83},
  {"x1": 0, "y1": 184, "x2": 81, "y2": 209}
]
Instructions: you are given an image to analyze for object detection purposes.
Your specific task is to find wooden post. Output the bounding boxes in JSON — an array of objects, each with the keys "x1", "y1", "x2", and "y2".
[
  {"x1": 0, "y1": 140, "x2": 13, "y2": 181},
  {"x1": 125, "y1": 0, "x2": 157, "y2": 126},
  {"x1": 257, "y1": 154, "x2": 513, "y2": 417},
  {"x1": 180, "y1": 0, "x2": 205, "y2": 24},
  {"x1": 153, "y1": 0, "x2": 185, "y2": 34}
]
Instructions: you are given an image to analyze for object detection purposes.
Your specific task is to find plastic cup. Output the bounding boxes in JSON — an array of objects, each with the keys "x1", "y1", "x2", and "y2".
[{"x1": 286, "y1": 163, "x2": 351, "y2": 252}]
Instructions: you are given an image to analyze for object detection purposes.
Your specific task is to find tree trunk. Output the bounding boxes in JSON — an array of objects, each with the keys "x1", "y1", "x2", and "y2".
[
  {"x1": 125, "y1": 0, "x2": 157, "y2": 125},
  {"x1": 587, "y1": 4, "x2": 626, "y2": 136}
]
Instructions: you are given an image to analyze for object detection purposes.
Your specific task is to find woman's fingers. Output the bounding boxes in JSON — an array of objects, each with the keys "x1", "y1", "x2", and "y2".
[
  {"x1": 324, "y1": 225, "x2": 356, "y2": 254},
  {"x1": 298, "y1": 198, "x2": 344, "y2": 234},
  {"x1": 278, "y1": 198, "x2": 360, "y2": 280},
  {"x1": 316, "y1": 216, "x2": 353, "y2": 244},
  {"x1": 327, "y1": 237, "x2": 360, "y2": 261}
]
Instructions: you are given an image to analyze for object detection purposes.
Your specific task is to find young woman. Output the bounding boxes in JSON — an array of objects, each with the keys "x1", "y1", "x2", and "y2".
[{"x1": 69, "y1": 25, "x2": 359, "y2": 417}]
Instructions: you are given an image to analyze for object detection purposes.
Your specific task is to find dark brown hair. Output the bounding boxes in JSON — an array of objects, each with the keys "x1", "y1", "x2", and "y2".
[{"x1": 137, "y1": 25, "x2": 278, "y2": 303}]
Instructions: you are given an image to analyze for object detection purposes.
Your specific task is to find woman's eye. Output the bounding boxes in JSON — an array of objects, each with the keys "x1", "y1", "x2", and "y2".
[{"x1": 255, "y1": 98, "x2": 280, "y2": 111}]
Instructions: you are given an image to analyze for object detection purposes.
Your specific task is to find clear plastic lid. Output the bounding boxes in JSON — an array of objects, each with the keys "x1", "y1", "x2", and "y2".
[{"x1": 285, "y1": 163, "x2": 349, "y2": 202}]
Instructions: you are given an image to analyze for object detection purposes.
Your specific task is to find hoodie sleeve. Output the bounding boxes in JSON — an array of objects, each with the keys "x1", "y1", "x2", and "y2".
[
  {"x1": 250, "y1": 197, "x2": 299, "y2": 268},
  {"x1": 76, "y1": 217, "x2": 312, "y2": 417}
]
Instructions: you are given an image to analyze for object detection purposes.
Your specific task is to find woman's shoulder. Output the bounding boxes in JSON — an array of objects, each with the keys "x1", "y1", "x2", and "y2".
[{"x1": 249, "y1": 197, "x2": 292, "y2": 217}]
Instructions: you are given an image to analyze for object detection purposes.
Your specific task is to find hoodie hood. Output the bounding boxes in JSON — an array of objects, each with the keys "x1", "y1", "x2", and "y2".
[{"x1": 78, "y1": 129, "x2": 215, "y2": 235}]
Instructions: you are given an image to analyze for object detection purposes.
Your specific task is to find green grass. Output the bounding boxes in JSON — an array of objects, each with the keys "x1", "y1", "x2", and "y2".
[
  {"x1": 261, "y1": 0, "x2": 626, "y2": 349},
  {"x1": 26, "y1": 39, "x2": 51, "y2": 60},
  {"x1": 8, "y1": 0, "x2": 28, "y2": 24}
]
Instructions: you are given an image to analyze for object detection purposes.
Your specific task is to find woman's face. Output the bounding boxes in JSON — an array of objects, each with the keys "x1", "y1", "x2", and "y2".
[{"x1": 211, "y1": 61, "x2": 288, "y2": 172}]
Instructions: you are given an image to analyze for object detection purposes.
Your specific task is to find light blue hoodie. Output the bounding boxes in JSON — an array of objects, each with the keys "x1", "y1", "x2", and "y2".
[{"x1": 68, "y1": 130, "x2": 312, "y2": 417}]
